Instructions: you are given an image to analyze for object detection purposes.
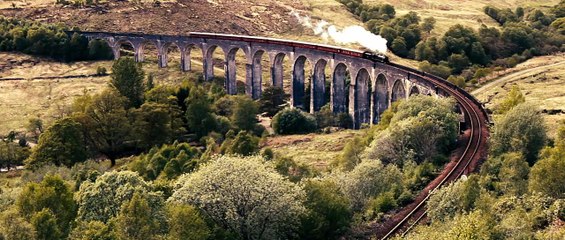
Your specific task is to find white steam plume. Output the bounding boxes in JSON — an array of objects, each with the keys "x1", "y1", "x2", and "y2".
[{"x1": 291, "y1": 10, "x2": 388, "y2": 54}]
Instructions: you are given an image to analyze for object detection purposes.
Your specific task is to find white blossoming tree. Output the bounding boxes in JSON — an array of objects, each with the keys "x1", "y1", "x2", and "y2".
[{"x1": 169, "y1": 155, "x2": 306, "y2": 240}]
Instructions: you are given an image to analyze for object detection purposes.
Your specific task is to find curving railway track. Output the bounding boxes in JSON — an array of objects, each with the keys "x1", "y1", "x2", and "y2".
[{"x1": 374, "y1": 63, "x2": 490, "y2": 239}]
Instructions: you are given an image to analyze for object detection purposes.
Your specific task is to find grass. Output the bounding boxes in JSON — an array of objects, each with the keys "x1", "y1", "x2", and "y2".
[
  {"x1": 472, "y1": 54, "x2": 565, "y2": 138},
  {"x1": 262, "y1": 129, "x2": 361, "y2": 171},
  {"x1": 365, "y1": 0, "x2": 560, "y2": 35}
]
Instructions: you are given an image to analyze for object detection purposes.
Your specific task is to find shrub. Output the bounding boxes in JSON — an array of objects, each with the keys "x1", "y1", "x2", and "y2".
[
  {"x1": 272, "y1": 108, "x2": 317, "y2": 135},
  {"x1": 95, "y1": 66, "x2": 107, "y2": 76},
  {"x1": 259, "y1": 86, "x2": 289, "y2": 117}
]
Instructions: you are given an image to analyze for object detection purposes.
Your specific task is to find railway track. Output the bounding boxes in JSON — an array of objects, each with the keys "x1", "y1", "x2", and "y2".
[{"x1": 374, "y1": 63, "x2": 489, "y2": 239}]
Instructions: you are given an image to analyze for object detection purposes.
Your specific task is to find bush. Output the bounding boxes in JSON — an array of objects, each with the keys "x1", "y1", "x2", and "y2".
[
  {"x1": 272, "y1": 108, "x2": 317, "y2": 135},
  {"x1": 259, "y1": 86, "x2": 289, "y2": 117},
  {"x1": 95, "y1": 66, "x2": 107, "y2": 76}
]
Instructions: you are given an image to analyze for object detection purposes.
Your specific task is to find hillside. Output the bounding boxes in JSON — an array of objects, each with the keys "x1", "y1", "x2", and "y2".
[
  {"x1": 0, "y1": 0, "x2": 361, "y2": 44},
  {"x1": 473, "y1": 53, "x2": 565, "y2": 137},
  {"x1": 366, "y1": 0, "x2": 560, "y2": 35}
]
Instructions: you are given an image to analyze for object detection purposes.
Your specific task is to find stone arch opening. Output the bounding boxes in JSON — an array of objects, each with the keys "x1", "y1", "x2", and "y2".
[
  {"x1": 373, "y1": 73, "x2": 388, "y2": 123},
  {"x1": 354, "y1": 68, "x2": 370, "y2": 128},
  {"x1": 186, "y1": 45, "x2": 204, "y2": 77},
  {"x1": 292, "y1": 56, "x2": 313, "y2": 111},
  {"x1": 204, "y1": 45, "x2": 226, "y2": 81},
  {"x1": 250, "y1": 50, "x2": 270, "y2": 99},
  {"x1": 312, "y1": 59, "x2": 328, "y2": 113},
  {"x1": 116, "y1": 40, "x2": 135, "y2": 59},
  {"x1": 332, "y1": 63, "x2": 349, "y2": 114},
  {"x1": 161, "y1": 42, "x2": 182, "y2": 69},
  {"x1": 272, "y1": 53, "x2": 286, "y2": 89},
  {"x1": 141, "y1": 40, "x2": 158, "y2": 63},
  {"x1": 409, "y1": 86, "x2": 420, "y2": 96},
  {"x1": 271, "y1": 52, "x2": 293, "y2": 100},
  {"x1": 226, "y1": 47, "x2": 247, "y2": 95},
  {"x1": 391, "y1": 79, "x2": 406, "y2": 103}
]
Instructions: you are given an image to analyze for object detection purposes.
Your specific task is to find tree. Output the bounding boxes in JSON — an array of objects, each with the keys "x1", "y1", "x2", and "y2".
[
  {"x1": 144, "y1": 86, "x2": 186, "y2": 138},
  {"x1": 421, "y1": 17, "x2": 436, "y2": 33},
  {"x1": 26, "y1": 117, "x2": 87, "y2": 169},
  {"x1": 76, "y1": 89, "x2": 131, "y2": 166},
  {"x1": 231, "y1": 95, "x2": 259, "y2": 132},
  {"x1": 528, "y1": 124, "x2": 565, "y2": 198},
  {"x1": 497, "y1": 152, "x2": 529, "y2": 196},
  {"x1": 169, "y1": 155, "x2": 306, "y2": 239},
  {"x1": 113, "y1": 192, "x2": 164, "y2": 240},
  {"x1": 222, "y1": 130, "x2": 259, "y2": 156},
  {"x1": 400, "y1": 24, "x2": 422, "y2": 50},
  {"x1": 129, "y1": 142, "x2": 201, "y2": 181},
  {"x1": 501, "y1": 24, "x2": 534, "y2": 54},
  {"x1": 491, "y1": 103, "x2": 547, "y2": 165},
  {"x1": 259, "y1": 86, "x2": 289, "y2": 117},
  {"x1": 0, "y1": 207, "x2": 37, "y2": 240},
  {"x1": 447, "y1": 53, "x2": 470, "y2": 74},
  {"x1": 299, "y1": 179, "x2": 352, "y2": 240},
  {"x1": 379, "y1": 26, "x2": 398, "y2": 46},
  {"x1": 31, "y1": 209, "x2": 62, "y2": 240},
  {"x1": 185, "y1": 86, "x2": 217, "y2": 139},
  {"x1": 272, "y1": 108, "x2": 317, "y2": 135},
  {"x1": 366, "y1": 95, "x2": 459, "y2": 165},
  {"x1": 76, "y1": 171, "x2": 164, "y2": 223},
  {"x1": 427, "y1": 177, "x2": 481, "y2": 222},
  {"x1": 333, "y1": 136, "x2": 366, "y2": 171},
  {"x1": 26, "y1": 117, "x2": 43, "y2": 139},
  {"x1": 469, "y1": 42, "x2": 488, "y2": 65},
  {"x1": 69, "y1": 221, "x2": 116, "y2": 240},
  {"x1": 391, "y1": 36, "x2": 408, "y2": 57},
  {"x1": 0, "y1": 141, "x2": 30, "y2": 171},
  {"x1": 447, "y1": 75, "x2": 466, "y2": 88},
  {"x1": 415, "y1": 39, "x2": 438, "y2": 63},
  {"x1": 442, "y1": 24, "x2": 480, "y2": 57},
  {"x1": 496, "y1": 85, "x2": 525, "y2": 114},
  {"x1": 17, "y1": 175, "x2": 76, "y2": 236},
  {"x1": 110, "y1": 57, "x2": 145, "y2": 108},
  {"x1": 419, "y1": 61, "x2": 452, "y2": 79},
  {"x1": 339, "y1": 160, "x2": 402, "y2": 210},
  {"x1": 132, "y1": 102, "x2": 172, "y2": 149},
  {"x1": 165, "y1": 203, "x2": 210, "y2": 240}
]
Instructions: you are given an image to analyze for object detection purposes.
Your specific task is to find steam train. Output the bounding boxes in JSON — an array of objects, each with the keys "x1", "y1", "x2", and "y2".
[{"x1": 362, "y1": 51, "x2": 390, "y2": 63}]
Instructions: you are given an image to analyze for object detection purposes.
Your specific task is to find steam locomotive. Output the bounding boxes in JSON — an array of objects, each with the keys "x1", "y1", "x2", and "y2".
[{"x1": 362, "y1": 51, "x2": 389, "y2": 63}]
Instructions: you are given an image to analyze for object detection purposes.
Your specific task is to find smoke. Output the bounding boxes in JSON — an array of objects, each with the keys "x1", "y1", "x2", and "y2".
[{"x1": 291, "y1": 11, "x2": 388, "y2": 53}]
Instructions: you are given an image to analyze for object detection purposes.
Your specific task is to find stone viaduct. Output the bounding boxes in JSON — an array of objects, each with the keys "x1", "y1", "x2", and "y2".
[{"x1": 75, "y1": 31, "x2": 444, "y2": 128}]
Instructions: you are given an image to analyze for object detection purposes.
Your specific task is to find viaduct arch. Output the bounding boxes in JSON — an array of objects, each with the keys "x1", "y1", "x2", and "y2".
[{"x1": 79, "y1": 31, "x2": 441, "y2": 129}]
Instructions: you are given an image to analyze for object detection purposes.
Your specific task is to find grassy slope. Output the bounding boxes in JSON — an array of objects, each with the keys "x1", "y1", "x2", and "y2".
[
  {"x1": 263, "y1": 130, "x2": 361, "y2": 170},
  {"x1": 472, "y1": 53, "x2": 565, "y2": 138},
  {"x1": 366, "y1": 0, "x2": 560, "y2": 35}
]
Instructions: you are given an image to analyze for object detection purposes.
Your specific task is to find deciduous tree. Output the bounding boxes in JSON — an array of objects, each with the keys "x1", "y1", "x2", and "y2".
[
  {"x1": 26, "y1": 117, "x2": 86, "y2": 169},
  {"x1": 110, "y1": 57, "x2": 145, "y2": 108},
  {"x1": 491, "y1": 103, "x2": 547, "y2": 165},
  {"x1": 169, "y1": 155, "x2": 306, "y2": 239}
]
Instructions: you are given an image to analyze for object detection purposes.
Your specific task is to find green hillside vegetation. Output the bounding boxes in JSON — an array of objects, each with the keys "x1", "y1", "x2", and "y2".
[
  {"x1": 0, "y1": 55, "x2": 470, "y2": 239},
  {"x1": 402, "y1": 107, "x2": 565, "y2": 239},
  {"x1": 338, "y1": 0, "x2": 565, "y2": 85}
]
